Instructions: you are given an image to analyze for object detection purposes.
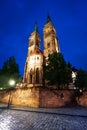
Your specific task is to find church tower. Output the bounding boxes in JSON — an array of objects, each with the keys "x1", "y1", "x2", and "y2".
[
  {"x1": 43, "y1": 15, "x2": 60, "y2": 59},
  {"x1": 28, "y1": 23, "x2": 40, "y2": 56},
  {"x1": 23, "y1": 24, "x2": 43, "y2": 87},
  {"x1": 21, "y1": 15, "x2": 60, "y2": 88}
]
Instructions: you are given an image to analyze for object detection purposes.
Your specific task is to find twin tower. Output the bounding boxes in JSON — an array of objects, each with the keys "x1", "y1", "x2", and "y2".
[{"x1": 23, "y1": 15, "x2": 60, "y2": 87}]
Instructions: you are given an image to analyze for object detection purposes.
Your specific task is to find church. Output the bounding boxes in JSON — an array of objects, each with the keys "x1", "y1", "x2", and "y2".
[
  {"x1": 22, "y1": 15, "x2": 60, "y2": 88},
  {"x1": 0, "y1": 15, "x2": 79, "y2": 108}
]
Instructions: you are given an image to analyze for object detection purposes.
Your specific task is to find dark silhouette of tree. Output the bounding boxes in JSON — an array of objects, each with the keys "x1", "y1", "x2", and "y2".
[
  {"x1": 75, "y1": 69, "x2": 87, "y2": 90},
  {"x1": 43, "y1": 52, "x2": 72, "y2": 88},
  {"x1": 0, "y1": 56, "x2": 22, "y2": 89},
  {"x1": 2, "y1": 56, "x2": 19, "y2": 74}
]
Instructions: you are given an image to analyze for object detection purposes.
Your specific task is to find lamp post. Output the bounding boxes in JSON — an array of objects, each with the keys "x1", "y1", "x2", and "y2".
[{"x1": 7, "y1": 79, "x2": 15, "y2": 109}]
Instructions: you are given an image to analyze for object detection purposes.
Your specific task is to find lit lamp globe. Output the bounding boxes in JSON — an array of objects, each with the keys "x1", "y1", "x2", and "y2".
[{"x1": 9, "y1": 80, "x2": 15, "y2": 86}]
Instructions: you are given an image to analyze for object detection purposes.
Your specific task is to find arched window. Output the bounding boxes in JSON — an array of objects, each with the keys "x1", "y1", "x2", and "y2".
[
  {"x1": 30, "y1": 69, "x2": 32, "y2": 83},
  {"x1": 47, "y1": 42, "x2": 50, "y2": 48},
  {"x1": 36, "y1": 68, "x2": 39, "y2": 83},
  {"x1": 37, "y1": 57, "x2": 39, "y2": 60}
]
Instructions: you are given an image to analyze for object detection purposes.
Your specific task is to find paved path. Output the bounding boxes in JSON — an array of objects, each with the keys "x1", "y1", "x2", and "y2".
[
  {"x1": 0, "y1": 107, "x2": 87, "y2": 130},
  {"x1": 11, "y1": 106, "x2": 87, "y2": 117}
]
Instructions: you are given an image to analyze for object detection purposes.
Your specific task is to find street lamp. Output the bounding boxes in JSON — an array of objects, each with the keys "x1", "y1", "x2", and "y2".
[
  {"x1": 7, "y1": 79, "x2": 15, "y2": 109},
  {"x1": 9, "y1": 79, "x2": 15, "y2": 86}
]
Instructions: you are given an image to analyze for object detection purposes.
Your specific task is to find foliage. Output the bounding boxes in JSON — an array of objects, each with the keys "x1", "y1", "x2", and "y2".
[
  {"x1": 75, "y1": 69, "x2": 87, "y2": 90},
  {"x1": 0, "y1": 56, "x2": 22, "y2": 89},
  {"x1": 2, "y1": 56, "x2": 19, "y2": 74},
  {"x1": 43, "y1": 52, "x2": 72, "y2": 88}
]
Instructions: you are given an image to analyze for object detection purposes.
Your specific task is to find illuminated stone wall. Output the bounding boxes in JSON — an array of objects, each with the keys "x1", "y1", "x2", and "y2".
[
  {"x1": 0, "y1": 88, "x2": 40, "y2": 108},
  {"x1": 0, "y1": 88, "x2": 78, "y2": 108},
  {"x1": 0, "y1": 90, "x2": 9, "y2": 103},
  {"x1": 0, "y1": 88, "x2": 87, "y2": 108},
  {"x1": 11, "y1": 88, "x2": 40, "y2": 107},
  {"x1": 76, "y1": 91, "x2": 87, "y2": 107},
  {"x1": 39, "y1": 88, "x2": 75, "y2": 107}
]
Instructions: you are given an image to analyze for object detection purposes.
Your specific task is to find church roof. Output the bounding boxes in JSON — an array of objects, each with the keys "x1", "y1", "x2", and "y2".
[
  {"x1": 31, "y1": 49, "x2": 43, "y2": 56},
  {"x1": 34, "y1": 22, "x2": 38, "y2": 32}
]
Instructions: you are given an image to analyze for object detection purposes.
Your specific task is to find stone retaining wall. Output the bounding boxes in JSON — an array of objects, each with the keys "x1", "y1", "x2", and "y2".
[
  {"x1": 0, "y1": 88, "x2": 40, "y2": 108},
  {"x1": 0, "y1": 87, "x2": 87, "y2": 108},
  {"x1": 39, "y1": 88, "x2": 75, "y2": 107},
  {"x1": 76, "y1": 91, "x2": 87, "y2": 107}
]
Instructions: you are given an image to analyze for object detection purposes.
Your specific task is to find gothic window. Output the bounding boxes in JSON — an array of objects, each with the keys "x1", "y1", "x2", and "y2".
[
  {"x1": 36, "y1": 68, "x2": 39, "y2": 83},
  {"x1": 37, "y1": 57, "x2": 39, "y2": 60},
  {"x1": 36, "y1": 40, "x2": 39, "y2": 47},
  {"x1": 45, "y1": 31, "x2": 50, "y2": 38},
  {"x1": 47, "y1": 42, "x2": 50, "y2": 48},
  {"x1": 30, "y1": 69, "x2": 32, "y2": 84},
  {"x1": 30, "y1": 74, "x2": 32, "y2": 84},
  {"x1": 51, "y1": 29, "x2": 55, "y2": 34}
]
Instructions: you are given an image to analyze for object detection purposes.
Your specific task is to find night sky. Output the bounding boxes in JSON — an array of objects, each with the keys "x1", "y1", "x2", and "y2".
[{"x1": 0, "y1": 0, "x2": 87, "y2": 76}]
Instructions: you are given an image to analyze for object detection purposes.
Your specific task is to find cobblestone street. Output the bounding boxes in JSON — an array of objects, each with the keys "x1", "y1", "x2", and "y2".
[{"x1": 0, "y1": 107, "x2": 87, "y2": 130}]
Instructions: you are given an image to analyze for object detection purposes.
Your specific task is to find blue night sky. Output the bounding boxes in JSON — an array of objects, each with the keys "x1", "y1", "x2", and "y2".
[{"x1": 0, "y1": 0, "x2": 87, "y2": 76}]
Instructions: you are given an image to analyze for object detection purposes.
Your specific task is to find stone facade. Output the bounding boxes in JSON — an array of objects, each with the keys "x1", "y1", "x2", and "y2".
[
  {"x1": 23, "y1": 24, "x2": 43, "y2": 86},
  {"x1": 43, "y1": 17, "x2": 60, "y2": 59},
  {"x1": 23, "y1": 15, "x2": 60, "y2": 87}
]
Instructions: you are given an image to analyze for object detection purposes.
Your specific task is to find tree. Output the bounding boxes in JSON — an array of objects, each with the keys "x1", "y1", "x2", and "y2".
[
  {"x1": 75, "y1": 69, "x2": 87, "y2": 90},
  {"x1": 0, "y1": 56, "x2": 22, "y2": 89},
  {"x1": 43, "y1": 52, "x2": 72, "y2": 88},
  {"x1": 2, "y1": 56, "x2": 19, "y2": 74}
]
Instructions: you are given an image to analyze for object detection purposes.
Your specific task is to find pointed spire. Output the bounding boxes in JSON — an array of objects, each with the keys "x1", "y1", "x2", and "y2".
[
  {"x1": 46, "y1": 14, "x2": 52, "y2": 23},
  {"x1": 34, "y1": 22, "x2": 38, "y2": 32}
]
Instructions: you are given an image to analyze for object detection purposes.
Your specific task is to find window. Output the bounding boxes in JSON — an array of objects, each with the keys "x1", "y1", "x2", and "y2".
[
  {"x1": 30, "y1": 74, "x2": 32, "y2": 84},
  {"x1": 37, "y1": 57, "x2": 39, "y2": 60},
  {"x1": 47, "y1": 42, "x2": 50, "y2": 48},
  {"x1": 30, "y1": 69, "x2": 32, "y2": 83},
  {"x1": 36, "y1": 40, "x2": 39, "y2": 47},
  {"x1": 36, "y1": 68, "x2": 39, "y2": 83}
]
